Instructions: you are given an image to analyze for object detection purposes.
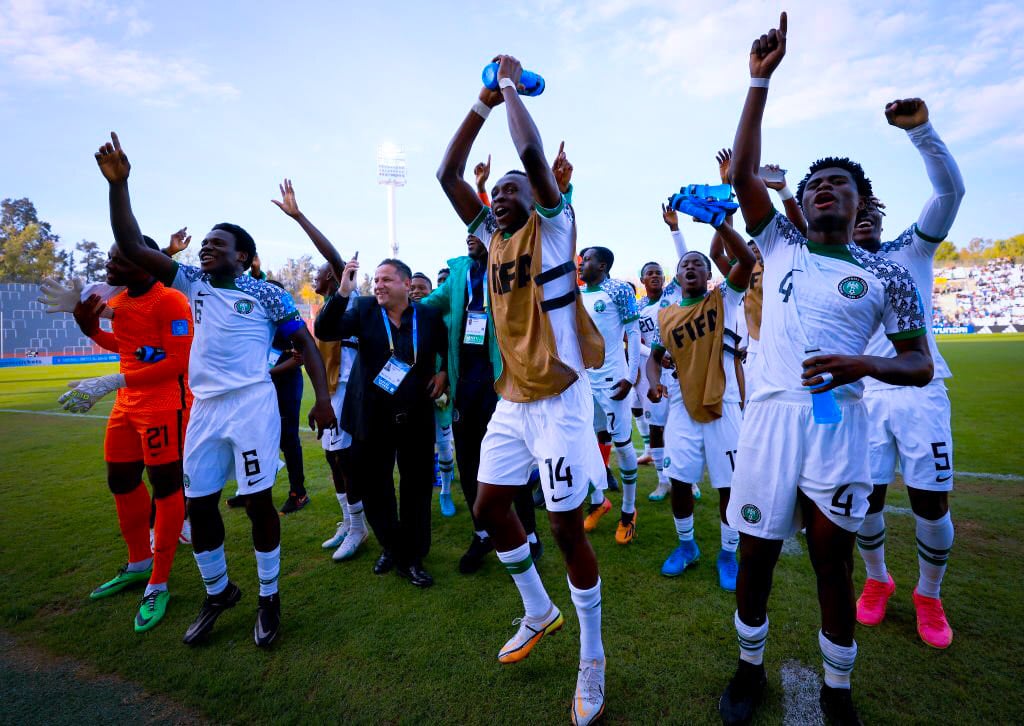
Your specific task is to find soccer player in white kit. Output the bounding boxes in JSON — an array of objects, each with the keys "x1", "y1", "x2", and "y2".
[
  {"x1": 717, "y1": 15, "x2": 934, "y2": 725},
  {"x1": 437, "y1": 55, "x2": 608, "y2": 725},
  {"x1": 848, "y1": 98, "x2": 965, "y2": 649},
  {"x1": 94, "y1": 133, "x2": 336, "y2": 649},
  {"x1": 647, "y1": 222, "x2": 754, "y2": 592},
  {"x1": 578, "y1": 246, "x2": 642, "y2": 544}
]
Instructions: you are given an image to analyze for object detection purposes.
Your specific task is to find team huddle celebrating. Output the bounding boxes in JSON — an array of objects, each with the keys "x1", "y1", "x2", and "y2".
[{"x1": 52, "y1": 12, "x2": 968, "y2": 725}]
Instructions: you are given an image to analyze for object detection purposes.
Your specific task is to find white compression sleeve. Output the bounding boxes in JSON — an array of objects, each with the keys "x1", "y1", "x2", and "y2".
[{"x1": 906, "y1": 121, "x2": 966, "y2": 242}]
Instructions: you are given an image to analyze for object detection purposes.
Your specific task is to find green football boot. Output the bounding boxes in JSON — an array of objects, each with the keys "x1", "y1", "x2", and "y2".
[
  {"x1": 89, "y1": 564, "x2": 152, "y2": 600},
  {"x1": 134, "y1": 590, "x2": 170, "y2": 633}
]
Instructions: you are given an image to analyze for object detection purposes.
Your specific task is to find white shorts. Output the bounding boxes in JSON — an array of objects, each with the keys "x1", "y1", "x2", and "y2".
[
  {"x1": 727, "y1": 394, "x2": 872, "y2": 539},
  {"x1": 591, "y1": 382, "x2": 634, "y2": 442},
  {"x1": 865, "y1": 380, "x2": 953, "y2": 491},
  {"x1": 184, "y1": 381, "x2": 282, "y2": 499},
  {"x1": 665, "y1": 399, "x2": 742, "y2": 489},
  {"x1": 479, "y1": 376, "x2": 606, "y2": 512},
  {"x1": 321, "y1": 384, "x2": 352, "y2": 452}
]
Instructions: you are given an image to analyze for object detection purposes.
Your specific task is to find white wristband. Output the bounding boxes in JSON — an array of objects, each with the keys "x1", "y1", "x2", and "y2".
[
  {"x1": 498, "y1": 77, "x2": 517, "y2": 91},
  {"x1": 750, "y1": 77, "x2": 770, "y2": 88},
  {"x1": 778, "y1": 185, "x2": 794, "y2": 201},
  {"x1": 471, "y1": 101, "x2": 491, "y2": 120}
]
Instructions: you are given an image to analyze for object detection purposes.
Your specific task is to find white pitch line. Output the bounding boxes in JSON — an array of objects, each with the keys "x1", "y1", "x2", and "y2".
[
  {"x1": 0, "y1": 408, "x2": 108, "y2": 420},
  {"x1": 957, "y1": 471, "x2": 1023, "y2": 481}
]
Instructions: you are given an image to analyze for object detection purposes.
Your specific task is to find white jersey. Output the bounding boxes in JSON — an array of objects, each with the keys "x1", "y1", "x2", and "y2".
[
  {"x1": 469, "y1": 194, "x2": 584, "y2": 373},
  {"x1": 581, "y1": 277, "x2": 639, "y2": 384},
  {"x1": 863, "y1": 224, "x2": 951, "y2": 389},
  {"x1": 750, "y1": 211, "x2": 927, "y2": 402},
  {"x1": 171, "y1": 263, "x2": 303, "y2": 399}
]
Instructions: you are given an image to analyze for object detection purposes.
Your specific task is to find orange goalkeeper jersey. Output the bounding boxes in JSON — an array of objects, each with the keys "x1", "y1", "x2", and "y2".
[{"x1": 91, "y1": 282, "x2": 194, "y2": 413}]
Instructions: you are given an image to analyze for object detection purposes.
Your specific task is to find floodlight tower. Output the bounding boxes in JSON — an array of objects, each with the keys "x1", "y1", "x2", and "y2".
[{"x1": 376, "y1": 143, "x2": 407, "y2": 258}]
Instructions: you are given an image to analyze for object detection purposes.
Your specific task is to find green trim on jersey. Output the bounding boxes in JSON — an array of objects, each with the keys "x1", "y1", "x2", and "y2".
[
  {"x1": 535, "y1": 194, "x2": 566, "y2": 219},
  {"x1": 622, "y1": 315, "x2": 640, "y2": 323},
  {"x1": 209, "y1": 276, "x2": 242, "y2": 291},
  {"x1": 467, "y1": 205, "x2": 490, "y2": 235},
  {"x1": 805, "y1": 241, "x2": 861, "y2": 265},
  {"x1": 651, "y1": 343, "x2": 666, "y2": 354},
  {"x1": 913, "y1": 223, "x2": 945, "y2": 244},
  {"x1": 583, "y1": 284, "x2": 603, "y2": 292},
  {"x1": 726, "y1": 279, "x2": 747, "y2": 293},
  {"x1": 679, "y1": 294, "x2": 704, "y2": 307},
  {"x1": 747, "y1": 208, "x2": 776, "y2": 237},
  {"x1": 887, "y1": 327, "x2": 926, "y2": 341}
]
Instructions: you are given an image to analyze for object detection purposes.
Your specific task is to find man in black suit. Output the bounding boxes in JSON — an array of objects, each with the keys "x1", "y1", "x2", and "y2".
[{"x1": 315, "y1": 256, "x2": 448, "y2": 588}]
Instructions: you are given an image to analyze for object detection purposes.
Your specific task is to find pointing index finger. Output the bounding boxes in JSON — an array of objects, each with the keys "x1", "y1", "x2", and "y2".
[
  {"x1": 779, "y1": 11, "x2": 787, "y2": 37},
  {"x1": 111, "y1": 132, "x2": 121, "y2": 150}
]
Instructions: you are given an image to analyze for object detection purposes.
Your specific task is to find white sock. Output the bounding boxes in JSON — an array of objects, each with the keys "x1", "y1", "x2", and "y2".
[
  {"x1": 652, "y1": 447, "x2": 668, "y2": 485},
  {"x1": 857, "y1": 511, "x2": 888, "y2": 582},
  {"x1": 735, "y1": 610, "x2": 768, "y2": 666},
  {"x1": 569, "y1": 576, "x2": 604, "y2": 663},
  {"x1": 635, "y1": 413, "x2": 650, "y2": 441},
  {"x1": 615, "y1": 442, "x2": 638, "y2": 514},
  {"x1": 475, "y1": 529, "x2": 490, "y2": 541},
  {"x1": 143, "y1": 582, "x2": 168, "y2": 597},
  {"x1": 916, "y1": 512, "x2": 953, "y2": 598},
  {"x1": 819, "y1": 630, "x2": 857, "y2": 689},
  {"x1": 255, "y1": 545, "x2": 281, "y2": 597},
  {"x1": 126, "y1": 557, "x2": 153, "y2": 573},
  {"x1": 194, "y1": 546, "x2": 228, "y2": 596},
  {"x1": 720, "y1": 522, "x2": 739, "y2": 553},
  {"x1": 336, "y1": 491, "x2": 348, "y2": 517},
  {"x1": 674, "y1": 515, "x2": 694, "y2": 542},
  {"x1": 438, "y1": 440, "x2": 455, "y2": 495},
  {"x1": 348, "y1": 501, "x2": 366, "y2": 534},
  {"x1": 497, "y1": 543, "x2": 551, "y2": 619},
  {"x1": 527, "y1": 531, "x2": 538, "y2": 544}
]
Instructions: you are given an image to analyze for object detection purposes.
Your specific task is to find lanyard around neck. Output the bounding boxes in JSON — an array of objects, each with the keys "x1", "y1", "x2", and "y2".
[
  {"x1": 380, "y1": 306, "x2": 417, "y2": 365},
  {"x1": 466, "y1": 265, "x2": 488, "y2": 311}
]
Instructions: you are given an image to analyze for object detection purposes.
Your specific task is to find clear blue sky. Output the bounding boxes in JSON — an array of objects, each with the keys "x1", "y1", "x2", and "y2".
[{"x1": 2, "y1": 0, "x2": 1022, "y2": 281}]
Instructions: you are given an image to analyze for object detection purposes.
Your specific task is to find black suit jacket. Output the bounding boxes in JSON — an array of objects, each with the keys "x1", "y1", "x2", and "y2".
[{"x1": 315, "y1": 294, "x2": 447, "y2": 441}]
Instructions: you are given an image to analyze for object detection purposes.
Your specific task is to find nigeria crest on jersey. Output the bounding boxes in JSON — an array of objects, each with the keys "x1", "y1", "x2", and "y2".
[
  {"x1": 838, "y1": 276, "x2": 867, "y2": 299},
  {"x1": 740, "y1": 503, "x2": 762, "y2": 524},
  {"x1": 234, "y1": 300, "x2": 255, "y2": 314},
  {"x1": 594, "y1": 300, "x2": 606, "y2": 313}
]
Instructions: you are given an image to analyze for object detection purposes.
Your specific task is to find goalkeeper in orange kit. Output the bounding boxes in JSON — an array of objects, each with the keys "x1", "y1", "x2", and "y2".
[{"x1": 61, "y1": 235, "x2": 193, "y2": 633}]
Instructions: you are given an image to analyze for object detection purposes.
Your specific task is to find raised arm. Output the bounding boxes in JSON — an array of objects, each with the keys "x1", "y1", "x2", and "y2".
[
  {"x1": 661, "y1": 204, "x2": 688, "y2": 259},
  {"x1": 722, "y1": 220, "x2": 756, "y2": 290},
  {"x1": 94, "y1": 133, "x2": 176, "y2": 284},
  {"x1": 313, "y1": 257, "x2": 362, "y2": 341},
  {"x1": 272, "y1": 178, "x2": 346, "y2": 281},
  {"x1": 437, "y1": 89, "x2": 504, "y2": 225},
  {"x1": 732, "y1": 13, "x2": 787, "y2": 231},
  {"x1": 709, "y1": 227, "x2": 736, "y2": 277},
  {"x1": 494, "y1": 54, "x2": 561, "y2": 209},
  {"x1": 762, "y1": 164, "x2": 807, "y2": 235},
  {"x1": 885, "y1": 99, "x2": 965, "y2": 242}
]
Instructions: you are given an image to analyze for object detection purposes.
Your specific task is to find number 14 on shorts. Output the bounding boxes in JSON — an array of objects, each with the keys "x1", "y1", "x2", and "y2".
[{"x1": 544, "y1": 456, "x2": 574, "y2": 501}]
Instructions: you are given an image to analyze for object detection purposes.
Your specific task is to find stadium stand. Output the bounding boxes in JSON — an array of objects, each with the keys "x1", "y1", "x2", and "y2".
[
  {"x1": 933, "y1": 259, "x2": 1024, "y2": 328},
  {"x1": 0, "y1": 283, "x2": 109, "y2": 357}
]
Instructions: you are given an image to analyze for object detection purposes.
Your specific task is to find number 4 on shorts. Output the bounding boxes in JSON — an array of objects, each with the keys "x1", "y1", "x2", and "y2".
[{"x1": 830, "y1": 484, "x2": 853, "y2": 517}]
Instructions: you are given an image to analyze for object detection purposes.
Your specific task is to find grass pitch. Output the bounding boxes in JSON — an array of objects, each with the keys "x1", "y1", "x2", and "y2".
[{"x1": 0, "y1": 335, "x2": 1022, "y2": 724}]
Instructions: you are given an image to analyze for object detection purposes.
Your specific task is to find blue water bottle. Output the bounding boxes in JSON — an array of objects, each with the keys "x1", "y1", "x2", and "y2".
[
  {"x1": 482, "y1": 63, "x2": 545, "y2": 96},
  {"x1": 684, "y1": 183, "x2": 735, "y2": 201},
  {"x1": 808, "y1": 373, "x2": 842, "y2": 424},
  {"x1": 135, "y1": 346, "x2": 165, "y2": 363}
]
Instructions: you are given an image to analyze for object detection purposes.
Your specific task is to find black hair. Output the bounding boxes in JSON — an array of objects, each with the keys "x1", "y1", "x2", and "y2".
[
  {"x1": 411, "y1": 272, "x2": 433, "y2": 289},
  {"x1": 377, "y1": 258, "x2": 412, "y2": 280},
  {"x1": 504, "y1": 170, "x2": 528, "y2": 178},
  {"x1": 437, "y1": 267, "x2": 450, "y2": 277},
  {"x1": 625, "y1": 281, "x2": 636, "y2": 295},
  {"x1": 679, "y1": 250, "x2": 713, "y2": 274},
  {"x1": 266, "y1": 279, "x2": 285, "y2": 290},
  {"x1": 141, "y1": 235, "x2": 160, "y2": 252},
  {"x1": 584, "y1": 246, "x2": 615, "y2": 273},
  {"x1": 795, "y1": 157, "x2": 874, "y2": 209},
  {"x1": 640, "y1": 261, "x2": 662, "y2": 276},
  {"x1": 212, "y1": 223, "x2": 257, "y2": 270}
]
